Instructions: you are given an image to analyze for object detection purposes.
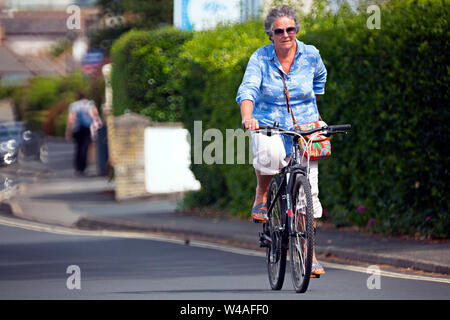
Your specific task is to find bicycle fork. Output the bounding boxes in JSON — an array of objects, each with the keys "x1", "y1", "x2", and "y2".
[
  {"x1": 286, "y1": 172, "x2": 303, "y2": 241},
  {"x1": 287, "y1": 169, "x2": 310, "y2": 240}
]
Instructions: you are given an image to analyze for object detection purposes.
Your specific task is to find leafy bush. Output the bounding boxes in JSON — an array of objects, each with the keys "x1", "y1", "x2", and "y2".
[
  {"x1": 49, "y1": 39, "x2": 72, "y2": 58},
  {"x1": 89, "y1": 24, "x2": 132, "y2": 56},
  {"x1": 304, "y1": 0, "x2": 449, "y2": 237},
  {"x1": 28, "y1": 76, "x2": 60, "y2": 111},
  {"x1": 182, "y1": 1, "x2": 449, "y2": 237},
  {"x1": 110, "y1": 27, "x2": 193, "y2": 120}
]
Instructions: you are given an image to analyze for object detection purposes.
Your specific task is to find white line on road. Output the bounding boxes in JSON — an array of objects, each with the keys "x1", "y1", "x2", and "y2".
[
  {"x1": 320, "y1": 261, "x2": 450, "y2": 284},
  {"x1": 0, "y1": 215, "x2": 449, "y2": 284}
]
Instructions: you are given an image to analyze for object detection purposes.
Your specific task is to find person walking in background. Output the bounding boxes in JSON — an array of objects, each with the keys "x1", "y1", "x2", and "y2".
[{"x1": 65, "y1": 91, "x2": 102, "y2": 176}]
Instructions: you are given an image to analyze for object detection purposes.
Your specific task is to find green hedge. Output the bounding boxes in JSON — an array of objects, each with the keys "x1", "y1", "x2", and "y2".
[
  {"x1": 110, "y1": 27, "x2": 192, "y2": 120},
  {"x1": 111, "y1": 0, "x2": 449, "y2": 237},
  {"x1": 302, "y1": 0, "x2": 449, "y2": 237}
]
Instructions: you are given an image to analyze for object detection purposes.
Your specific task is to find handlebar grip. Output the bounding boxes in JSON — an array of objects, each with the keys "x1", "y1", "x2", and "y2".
[{"x1": 329, "y1": 124, "x2": 351, "y2": 131}]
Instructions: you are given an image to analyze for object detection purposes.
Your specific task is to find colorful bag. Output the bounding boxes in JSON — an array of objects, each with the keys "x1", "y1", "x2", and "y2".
[
  {"x1": 295, "y1": 120, "x2": 331, "y2": 160},
  {"x1": 278, "y1": 69, "x2": 331, "y2": 161}
]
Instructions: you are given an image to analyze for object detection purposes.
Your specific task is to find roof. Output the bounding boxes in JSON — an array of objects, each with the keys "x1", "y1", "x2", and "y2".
[
  {"x1": 0, "y1": 46, "x2": 31, "y2": 75},
  {"x1": 0, "y1": 8, "x2": 99, "y2": 36},
  {"x1": 21, "y1": 54, "x2": 67, "y2": 75},
  {"x1": 0, "y1": 45, "x2": 66, "y2": 85},
  {"x1": 0, "y1": 17, "x2": 68, "y2": 36}
]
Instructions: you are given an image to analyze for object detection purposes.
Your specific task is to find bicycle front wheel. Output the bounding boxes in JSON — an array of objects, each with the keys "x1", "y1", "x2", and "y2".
[
  {"x1": 265, "y1": 177, "x2": 287, "y2": 290},
  {"x1": 289, "y1": 174, "x2": 314, "y2": 293}
]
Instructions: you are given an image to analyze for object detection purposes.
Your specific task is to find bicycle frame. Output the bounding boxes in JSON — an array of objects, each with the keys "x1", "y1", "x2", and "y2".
[
  {"x1": 263, "y1": 126, "x2": 337, "y2": 221},
  {"x1": 266, "y1": 133, "x2": 314, "y2": 222},
  {"x1": 256, "y1": 123, "x2": 351, "y2": 292}
]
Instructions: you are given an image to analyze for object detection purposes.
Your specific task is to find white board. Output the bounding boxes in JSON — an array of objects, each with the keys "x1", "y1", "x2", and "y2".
[
  {"x1": 144, "y1": 127, "x2": 201, "y2": 194},
  {"x1": 174, "y1": 0, "x2": 241, "y2": 31}
]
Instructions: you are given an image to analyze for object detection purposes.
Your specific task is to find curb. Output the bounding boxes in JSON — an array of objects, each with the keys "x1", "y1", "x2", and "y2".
[
  {"x1": 316, "y1": 246, "x2": 450, "y2": 275},
  {"x1": 75, "y1": 216, "x2": 246, "y2": 244}
]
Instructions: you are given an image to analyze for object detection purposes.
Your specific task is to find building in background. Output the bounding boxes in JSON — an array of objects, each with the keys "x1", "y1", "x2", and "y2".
[
  {"x1": 174, "y1": 0, "x2": 265, "y2": 31},
  {"x1": 174, "y1": 0, "x2": 316, "y2": 31},
  {"x1": 0, "y1": 0, "x2": 96, "y2": 10},
  {"x1": 0, "y1": 0, "x2": 98, "y2": 85}
]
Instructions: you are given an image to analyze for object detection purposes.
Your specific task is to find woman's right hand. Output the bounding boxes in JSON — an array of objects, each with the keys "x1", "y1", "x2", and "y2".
[{"x1": 242, "y1": 117, "x2": 260, "y2": 130}]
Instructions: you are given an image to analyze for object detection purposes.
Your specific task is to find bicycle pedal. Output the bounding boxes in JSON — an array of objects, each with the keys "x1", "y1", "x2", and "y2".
[
  {"x1": 258, "y1": 232, "x2": 271, "y2": 247},
  {"x1": 310, "y1": 274, "x2": 321, "y2": 278}
]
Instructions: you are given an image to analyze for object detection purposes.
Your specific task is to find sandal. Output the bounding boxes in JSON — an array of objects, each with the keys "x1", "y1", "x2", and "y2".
[
  {"x1": 251, "y1": 202, "x2": 268, "y2": 223},
  {"x1": 311, "y1": 260, "x2": 325, "y2": 278}
]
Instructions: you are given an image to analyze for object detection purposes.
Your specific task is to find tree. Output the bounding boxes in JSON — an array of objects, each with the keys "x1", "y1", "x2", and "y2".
[
  {"x1": 96, "y1": 0, "x2": 172, "y2": 28},
  {"x1": 91, "y1": 0, "x2": 173, "y2": 54}
]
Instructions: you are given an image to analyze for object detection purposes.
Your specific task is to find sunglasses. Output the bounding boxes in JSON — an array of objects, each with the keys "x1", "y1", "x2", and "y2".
[{"x1": 273, "y1": 27, "x2": 297, "y2": 36}]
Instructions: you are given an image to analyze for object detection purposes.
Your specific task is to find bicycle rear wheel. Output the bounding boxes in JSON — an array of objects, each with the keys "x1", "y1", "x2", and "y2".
[
  {"x1": 265, "y1": 177, "x2": 287, "y2": 290},
  {"x1": 289, "y1": 174, "x2": 314, "y2": 293}
]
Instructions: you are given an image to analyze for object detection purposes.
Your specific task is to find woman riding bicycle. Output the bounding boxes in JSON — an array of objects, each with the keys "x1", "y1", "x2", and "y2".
[{"x1": 236, "y1": 5, "x2": 327, "y2": 276}]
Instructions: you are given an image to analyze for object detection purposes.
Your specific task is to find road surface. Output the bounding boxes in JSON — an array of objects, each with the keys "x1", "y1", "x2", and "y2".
[{"x1": 0, "y1": 220, "x2": 449, "y2": 300}]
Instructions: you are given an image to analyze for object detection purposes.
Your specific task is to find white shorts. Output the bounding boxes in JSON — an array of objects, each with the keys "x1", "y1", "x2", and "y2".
[{"x1": 251, "y1": 132, "x2": 323, "y2": 218}]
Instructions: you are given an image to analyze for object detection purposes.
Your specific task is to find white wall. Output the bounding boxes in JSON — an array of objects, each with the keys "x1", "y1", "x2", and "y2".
[
  {"x1": 6, "y1": 35, "x2": 64, "y2": 56},
  {"x1": 144, "y1": 127, "x2": 201, "y2": 194}
]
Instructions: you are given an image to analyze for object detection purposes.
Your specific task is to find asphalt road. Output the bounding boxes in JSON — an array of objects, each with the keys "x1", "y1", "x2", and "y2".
[{"x1": 0, "y1": 222, "x2": 449, "y2": 300}]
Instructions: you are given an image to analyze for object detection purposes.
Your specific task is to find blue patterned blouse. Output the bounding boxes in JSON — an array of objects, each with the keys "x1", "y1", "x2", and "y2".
[{"x1": 236, "y1": 39, "x2": 327, "y2": 129}]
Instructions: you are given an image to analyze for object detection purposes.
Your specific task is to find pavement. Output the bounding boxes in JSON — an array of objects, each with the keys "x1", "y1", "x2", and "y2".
[{"x1": 1, "y1": 138, "x2": 449, "y2": 276}]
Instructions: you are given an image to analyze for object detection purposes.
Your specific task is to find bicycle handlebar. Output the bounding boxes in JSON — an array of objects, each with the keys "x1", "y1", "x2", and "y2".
[
  {"x1": 328, "y1": 124, "x2": 352, "y2": 131},
  {"x1": 254, "y1": 123, "x2": 351, "y2": 137}
]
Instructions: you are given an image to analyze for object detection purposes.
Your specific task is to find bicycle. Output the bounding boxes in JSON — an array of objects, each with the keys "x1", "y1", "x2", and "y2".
[{"x1": 255, "y1": 122, "x2": 351, "y2": 293}]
